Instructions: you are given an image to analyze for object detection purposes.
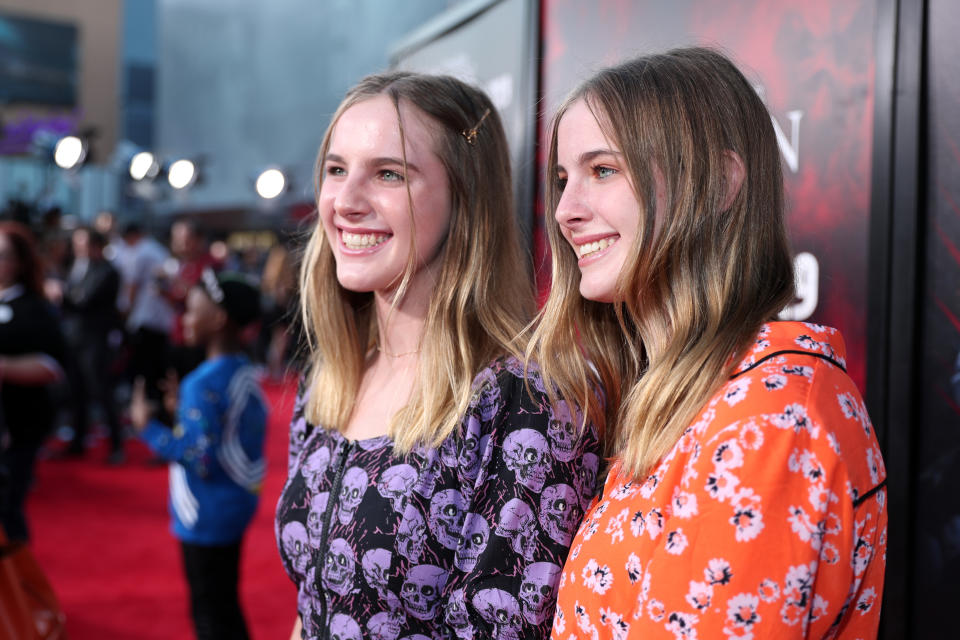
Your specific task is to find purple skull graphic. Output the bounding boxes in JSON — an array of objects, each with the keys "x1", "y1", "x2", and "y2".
[
  {"x1": 377, "y1": 464, "x2": 417, "y2": 513},
  {"x1": 429, "y1": 489, "x2": 467, "y2": 550},
  {"x1": 519, "y1": 562, "x2": 561, "y2": 624},
  {"x1": 321, "y1": 537, "x2": 356, "y2": 597},
  {"x1": 454, "y1": 513, "x2": 490, "y2": 572},
  {"x1": 547, "y1": 401, "x2": 578, "y2": 462},
  {"x1": 400, "y1": 564, "x2": 448, "y2": 621},
  {"x1": 337, "y1": 467, "x2": 368, "y2": 525},
  {"x1": 472, "y1": 588, "x2": 524, "y2": 640},
  {"x1": 574, "y1": 452, "x2": 600, "y2": 509},
  {"x1": 302, "y1": 445, "x2": 331, "y2": 492},
  {"x1": 329, "y1": 613, "x2": 361, "y2": 640},
  {"x1": 539, "y1": 483, "x2": 581, "y2": 546},
  {"x1": 397, "y1": 504, "x2": 428, "y2": 563},
  {"x1": 306, "y1": 491, "x2": 329, "y2": 548},
  {"x1": 494, "y1": 498, "x2": 537, "y2": 561},
  {"x1": 281, "y1": 521, "x2": 310, "y2": 575},
  {"x1": 366, "y1": 610, "x2": 405, "y2": 640},
  {"x1": 502, "y1": 428, "x2": 551, "y2": 491},
  {"x1": 445, "y1": 588, "x2": 474, "y2": 638},
  {"x1": 412, "y1": 450, "x2": 443, "y2": 499},
  {"x1": 458, "y1": 416, "x2": 489, "y2": 481}
]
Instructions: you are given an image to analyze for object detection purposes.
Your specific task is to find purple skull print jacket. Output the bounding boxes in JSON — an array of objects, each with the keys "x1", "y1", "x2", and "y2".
[{"x1": 275, "y1": 356, "x2": 601, "y2": 640}]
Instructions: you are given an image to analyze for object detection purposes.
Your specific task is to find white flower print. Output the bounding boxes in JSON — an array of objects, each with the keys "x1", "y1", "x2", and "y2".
[
  {"x1": 739, "y1": 422, "x2": 764, "y2": 450},
  {"x1": 574, "y1": 602, "x2": 599, "y2": 640},
  {"x1": 582, "y1": 517, "x2": 600, "y2": 541},
  {"x1": 787, "y1": 505, "x2": 822, "y2": 550},
  {"x1": 705, "y1": 558, "x2": 733, "y2": 586},
  {"x1": 686, "y1": 580, "x2": 713, "y2": 610},
  {"x1": 706, "y1": 470, "x2": 741, "y2": 502},
  {"x1": 665, "y1": 611, "x2": 700, "y2": 639},
  {"x1": 725, "y1": 593, "x2": 760, "y2": 629},
  {"x1": 853, "y1": 531, "x2": 874, "y2": 576},
  {"x1": 781, "y1": 364, "x2": 814, "y2": 379},
  {"x1": 647, "y1": 599, "x2": 666, "y2": 622},
  {"x1": 826, "y1": 430, "x2": 841, "y2": 454},
  {"x1": 646, "y1": 508, "x2": 664, "y2": 540},
  {"x1": 820, "y1": 541, "x2": 840, "y2": 564},
  {"x1": 761, "y1": 374, "x2": 787, "y2": 391},
  {"x1": 671, "y1": 488, "x2": 699, "y2": 519},
  {"x1": 857, "y1": 586, "x2": 877, "y2": 614},
  {"x1": 713, "y1": 439, "x2": 745, "y2": 471},
  {"x1": 730, "y1": 489, "x2": 764, "y2": 541},
  {"x1": 802, "y1": 322, "x2": 829, "y2": 333},
  {"x1": 780, "y1": 563, "x2": 815, "y2": 626},
  {"x1": 553, "y1": 605, "x2": 566, "y2": 634},
  {"x1": 807, "y1": 483, "x2": 833, "y2": 513},
  {"x1": 582, "y1": 559, "x2": 614, "y2": 595},
  {"x1": 605, "y1": 508, "x2": 630, "y2": 544},
  {"x1": 768, "y1": 403, "x2": 818, "y2": 437},
  {"x1": 630, "y1": 510, "x2": 646, "y2": 537},
  {"x1": 626, "y1": 553, "x2": 644, "y2": 584},
  {"x1": 809, "y1": 594, "x2": 829, "y2": 622},
  {"x1": 666, "y1": 529, "x2": 689, "y2": 555},
  {"x1": 757, "y1": 578, "x2": 779, "y2": 602},
  {"x1": 723, "y1": 378, "x2": 751, "y2": 406},
  {"x1": 640, "y1": 471, "x2": 662, "y2": 499},
  {"x1": 610, "y1": 481, "x2": 638, "y2": 501},
  {"x1": 866, "y1": 448, "x2": 882, "y2": 484},
  {"x1": 599, "y1": 607, "x2": 630, "y2": 640},
  {"x1": 787, "y1": 449, "x2": 825, "y2": 482},
  {"x1": 570, "y1": 543, "x2": 582, "y2": 560},
  {"x1": 692, "y1": 407, "x2": 716, "y2": 436}
]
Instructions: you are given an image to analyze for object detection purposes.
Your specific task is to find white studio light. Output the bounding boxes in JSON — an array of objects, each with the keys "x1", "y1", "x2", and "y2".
[
  {"x1": 129, "y1": 151, "x2": 159, "y2": 180},
  {"x1": 54, "y1": 135, "x2": 87, "y2": 169},
  {"x1": 168, "y1": 159, "x2": 197, "y2": 189},
  {"x1": 255, "y1": 168, "x2": 286, "y2": 199}
]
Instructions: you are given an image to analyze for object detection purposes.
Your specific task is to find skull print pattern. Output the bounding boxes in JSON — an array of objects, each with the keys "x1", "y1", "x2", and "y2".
[{"x1": 275, "y1": 357, "x2": 601, "y2": 639}]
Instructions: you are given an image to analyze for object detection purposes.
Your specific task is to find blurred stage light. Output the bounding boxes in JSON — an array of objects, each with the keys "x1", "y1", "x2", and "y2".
[
  {"x1": 168, "y1": 159, "x2": 197, "y2": 189},
  {"x1": 129, "y1": 151, "x2": 159, "y2": 180},
  {"x1": 255, "y1": 168, "x2": 287, "y2": 199},
  {"x1": 54, "y1": 135, "x2": 87, "y2": 169}
]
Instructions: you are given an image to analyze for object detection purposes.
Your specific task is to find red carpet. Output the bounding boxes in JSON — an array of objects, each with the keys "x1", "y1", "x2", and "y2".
[{"x1": 26, "y1": 377, "x2": 299, "y2": 639}]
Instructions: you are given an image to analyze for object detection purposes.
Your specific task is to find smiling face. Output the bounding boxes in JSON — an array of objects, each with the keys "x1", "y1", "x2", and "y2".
[
  {"x1": 318, "y1": 94, "x2": 452, "y2": 298},
  {"x1": 554, "y1": 99, "x2": 652, "y2": 303}
]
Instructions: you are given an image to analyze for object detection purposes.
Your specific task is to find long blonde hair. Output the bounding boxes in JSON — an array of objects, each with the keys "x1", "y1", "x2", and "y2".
[
  {"x1": 300, "y1": 71, "x2": 533, "y2": 451},
  {"x1": 530, "y1": 47, "x2": 796, "y2": 479}
]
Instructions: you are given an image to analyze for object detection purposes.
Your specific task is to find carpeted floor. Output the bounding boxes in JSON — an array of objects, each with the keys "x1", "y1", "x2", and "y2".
[{"x1": 26, "y1": 376, "x2": 299, "y2": 639}]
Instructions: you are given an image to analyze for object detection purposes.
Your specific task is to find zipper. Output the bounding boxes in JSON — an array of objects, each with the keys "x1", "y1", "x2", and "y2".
[{"x1": 315, "y1": 438, "x2": 354, "y2": 638}]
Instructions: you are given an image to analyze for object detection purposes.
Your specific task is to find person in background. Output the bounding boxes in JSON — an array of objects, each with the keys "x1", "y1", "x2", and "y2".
[
  {"x1": 119, "y1": 222, "x2": 175, "y2": 415},
  {"x1": 61, "y1": 227, "x2": 125, "y2": 463},
  {"x1": 258, "y1": 243, "x2": 299, "y2": 381},
  {"x1": 160, "y1": 218, "x2": 218, "y2": 378},
  {"x1": 276, "y1": 71, "x2": 598, "y2": 640},
  {"x1": 532, "y1": 47, "x2": 887, "y2": 638},
  {"x1": 131, "y1": 269, "x2": 266, "y2": 640},
  {"x1": 0, "y1": 222, "x2": 66, "y2": 542}
]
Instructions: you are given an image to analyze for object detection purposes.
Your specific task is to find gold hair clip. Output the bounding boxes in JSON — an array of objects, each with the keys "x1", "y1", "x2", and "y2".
[{"x1": 462, "y1": 108, "x2": 491, "y2": 145}]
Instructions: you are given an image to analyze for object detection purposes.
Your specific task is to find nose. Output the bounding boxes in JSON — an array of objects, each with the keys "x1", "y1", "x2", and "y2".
[
  {"x1": 554, "y1": 181, "x2": 590, "y2": 229},
  {"x1": 331, "y1": 174, "x2": 368, "y2": 218}
]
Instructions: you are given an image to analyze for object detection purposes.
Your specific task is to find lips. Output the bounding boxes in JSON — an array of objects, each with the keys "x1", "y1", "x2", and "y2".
[{"x1": 572, "y1": 234, "x2": 620, "y2": 265}]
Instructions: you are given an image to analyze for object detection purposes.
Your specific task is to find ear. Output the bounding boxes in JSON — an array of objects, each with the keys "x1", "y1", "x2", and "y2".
[{"x1": 720, "y1": 150, "x2": 746, "y2": 212}]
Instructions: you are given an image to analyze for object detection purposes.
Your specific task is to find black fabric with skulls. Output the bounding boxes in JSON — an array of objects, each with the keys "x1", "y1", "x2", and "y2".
[{"x1": 275, "y1": 357, "x2": 601, "y2": 640}]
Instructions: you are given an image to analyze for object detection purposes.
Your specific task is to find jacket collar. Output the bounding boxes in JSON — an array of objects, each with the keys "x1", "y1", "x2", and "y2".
[{"x1": 731, "y1": 321, "x2": 847, "y2": 377}]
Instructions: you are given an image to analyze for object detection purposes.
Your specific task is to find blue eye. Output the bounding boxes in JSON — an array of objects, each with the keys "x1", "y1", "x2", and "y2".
[
  {"x1": 326, "y1": 165, "x2": 346, "y2": 177},
  {"x1": 594, "y1": 165, "x2": 617, "y2": 179},
  {"x1": 379, "y1": 169, "x2": 404, "y2": 182},
  {"x1": 556, "y1": 175, "x2": 568, "y2": 191}
]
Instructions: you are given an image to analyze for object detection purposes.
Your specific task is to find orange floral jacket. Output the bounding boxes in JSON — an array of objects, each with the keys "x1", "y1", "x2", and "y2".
[{"x1": 552, "y1": 322, "x2": 887, "y2": 640}]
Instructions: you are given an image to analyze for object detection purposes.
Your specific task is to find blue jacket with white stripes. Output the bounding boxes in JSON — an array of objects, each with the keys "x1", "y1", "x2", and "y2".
[{"x1": 141, "y1": 354, "x2": 267, "y2": 545}]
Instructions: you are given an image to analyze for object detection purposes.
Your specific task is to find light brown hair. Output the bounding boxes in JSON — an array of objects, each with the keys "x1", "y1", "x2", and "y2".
[
  {"x1": 300, "y1": 71, "x2": 534, "y2": 451},
  {"x1": 530, "y1": 47, "x2": 796, "y2": 478}
]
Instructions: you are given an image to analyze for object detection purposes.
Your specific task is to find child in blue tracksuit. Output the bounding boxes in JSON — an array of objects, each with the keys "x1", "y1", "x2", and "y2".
[{"x1": 132, "y1": 268, "x2": 266, "y2": 640}]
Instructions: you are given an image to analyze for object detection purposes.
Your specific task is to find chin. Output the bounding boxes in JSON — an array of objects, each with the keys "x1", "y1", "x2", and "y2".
[{"x1": 578, "y1": 282, "x2": 617, "y2": 304}]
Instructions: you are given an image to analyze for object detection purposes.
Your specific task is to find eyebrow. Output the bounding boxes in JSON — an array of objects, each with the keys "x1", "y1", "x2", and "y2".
[
  {"x1": 325, "y1": 153, "x2": 421, "y2": 174},
  {"x1": 556, "y1": 148, "x2": 622, "y2": 173}
]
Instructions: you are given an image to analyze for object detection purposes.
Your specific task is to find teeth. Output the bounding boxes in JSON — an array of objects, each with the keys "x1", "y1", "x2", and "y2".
[
  {"x1": 579, "y1": 237, "x2": 618, "y2": 257},
  {"x1": 342, "y1": 232, "x2": 389, "y2": 249}
]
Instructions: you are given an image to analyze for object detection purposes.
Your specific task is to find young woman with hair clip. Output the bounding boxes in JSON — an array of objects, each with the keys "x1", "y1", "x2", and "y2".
[
  {"x1": 530, "y1": 48, "x2": 887, "y2": 638},
  {"x1": 275, "y1": 72, "x2": 599, "y2": 640}
]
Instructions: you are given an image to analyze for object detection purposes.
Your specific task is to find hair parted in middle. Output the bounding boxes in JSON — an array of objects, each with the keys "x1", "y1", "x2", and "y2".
[
  {"x1": 529, "y1": 47, "x2": 796, "y2": 478},
  {"x1": 300, "y1": 71, "x2": 534, "y2": 452}
]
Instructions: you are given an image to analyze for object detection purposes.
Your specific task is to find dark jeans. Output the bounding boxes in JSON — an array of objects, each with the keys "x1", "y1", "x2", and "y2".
[
  {"x1": 68, "y1": 336, "x2": 123, "y2": 453},
  {"x1": 0, "y1": 442, "x2": 40, "y2": 542},
  {"x1": 180, "y1": 540, "x2": 250, "y2": 640}
]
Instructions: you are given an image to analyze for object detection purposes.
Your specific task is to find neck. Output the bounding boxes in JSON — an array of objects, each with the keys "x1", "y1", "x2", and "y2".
[
  {"x1": 372, "y1": 265, "x2": 436, "y2": 360},
  {"x1": 206, "y1": 333, "x2": 243, "y2": 359}
]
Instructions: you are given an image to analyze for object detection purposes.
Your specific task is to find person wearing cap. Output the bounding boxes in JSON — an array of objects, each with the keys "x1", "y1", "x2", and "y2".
[{"x1": 130, "y1": 269, "x2": 266, "y2": 640}]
